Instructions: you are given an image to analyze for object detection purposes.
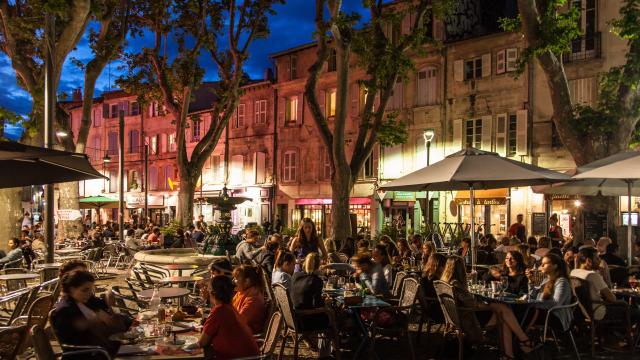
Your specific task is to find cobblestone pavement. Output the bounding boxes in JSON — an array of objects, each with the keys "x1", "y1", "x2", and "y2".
[{"x1": 97, "y1": 270, "x2": 638, "y2": 359}]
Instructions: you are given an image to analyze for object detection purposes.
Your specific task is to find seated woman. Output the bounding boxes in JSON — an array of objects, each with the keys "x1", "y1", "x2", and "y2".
[
  {"x1": 51, "y1": 270, "x2": 130, "y2": 357},
  {"x1": 231, "y1": 265, "x2": 266, "y2": 334},
  {"x1": 394, "y1": 239, "x2": 412, "y2": 263},
  {"x1": 272, "y1": 250, "x2": 296, "y2": 291},
  {"x1": 324, "y1": 238, "x2": 342, "y2": 264},
  {"x1": 490, "y1": 254, "x2": 572, "y2": 359},
  {"x1": 457, "y1": 237, "x2": 472, "y2": 265},
  {"x1": 440, "y1": 256, "x2": 496, "y2": 345},
  {"x1": 421, "y1": 253, "x2": 446, "y2": 299},
  {"x1": 199, "y1": 275, "x2": 260, "y2": 360},
  {"x1": 372, "y1": 244, "x2": 393, "y2": 286},
  {"x1": 483, "y1": 250, "x2": 529, "y2": 295},
  {"x1": 421, "y1": 241, "x2": 436, "y2": 265},
  {"x1": 353, "y1": 254, "x2": 390, "y2": 298}
]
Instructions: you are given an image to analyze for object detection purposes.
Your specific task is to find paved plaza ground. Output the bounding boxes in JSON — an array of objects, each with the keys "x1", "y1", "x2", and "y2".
[{"x1": 95, "y1": 269, "x2": 639, "y2": 360}]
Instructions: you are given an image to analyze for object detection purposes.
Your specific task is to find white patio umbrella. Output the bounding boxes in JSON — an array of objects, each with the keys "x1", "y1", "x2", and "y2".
[
  {"x1": 572, "y1": 150, "x2": 640, "y2": 265},
  {"x1": 380, "y1": 148, "x2": 572, "y2": 268}
]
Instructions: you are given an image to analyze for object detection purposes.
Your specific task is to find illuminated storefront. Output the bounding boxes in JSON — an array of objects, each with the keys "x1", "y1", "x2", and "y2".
[{"x1": 293, "y1": 198, "x2": 372, "y2": 239}]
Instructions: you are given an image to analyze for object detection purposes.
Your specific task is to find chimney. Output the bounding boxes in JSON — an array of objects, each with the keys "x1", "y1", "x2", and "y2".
[
  {"x1": 72, "y1": 88, "x2": 82, "y2": 102},
  {"x1": 264, "y1": 68, "x2": 274, "y2": 82}
]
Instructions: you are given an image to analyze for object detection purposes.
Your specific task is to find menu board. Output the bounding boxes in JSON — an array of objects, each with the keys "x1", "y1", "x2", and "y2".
[
  {"x1": 531, "y1": 213, "x2": 546, "y2": 236},
  {"x1": 584, "y1": 212, "x2": 608, "y2": 241}
]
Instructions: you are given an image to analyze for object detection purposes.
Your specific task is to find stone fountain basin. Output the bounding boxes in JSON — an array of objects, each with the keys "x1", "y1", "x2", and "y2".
[{"x1": 133, "y1": 248, "x2": 224, "y2": 267}]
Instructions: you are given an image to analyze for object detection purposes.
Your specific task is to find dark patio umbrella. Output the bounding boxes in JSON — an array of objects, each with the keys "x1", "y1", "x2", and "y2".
[
  {"x1": 0, "y1": 141, "x2": 105, "y2": 188},
  {"x1": 380, "y1": 148, "x2": 572, "y2": 268}
]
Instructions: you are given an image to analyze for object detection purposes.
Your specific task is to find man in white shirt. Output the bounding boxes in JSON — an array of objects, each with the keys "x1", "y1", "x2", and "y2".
[{"x1": 570, "y1": 248, "x2": 615, "y2": 321}]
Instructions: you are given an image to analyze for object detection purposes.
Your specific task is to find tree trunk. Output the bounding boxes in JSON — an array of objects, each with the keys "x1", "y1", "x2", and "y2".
[
  {"x1": 331, "y1": 171, "x2": 354, "y2": 245},
  {"x1": 0, "y1": 188, "x2": 22, "y2": 252},
  {"x1": 56, "y1": 181, "x2": 83, "y2": 240},
  {"x1": 177, "y1": 170, "x2": 198, "y2": 226}
]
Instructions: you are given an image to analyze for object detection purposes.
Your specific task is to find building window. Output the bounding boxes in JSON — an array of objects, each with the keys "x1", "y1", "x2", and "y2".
[
  {"x1": 285, "y1": 96, "x2": 298, "y2": 124},
  {"x1": 168, "y1": 133, "x2": 177, "y2": 152},
  {"x1": 156, "y1": 166, "x2": 165, "y2": 190},
  {"x1": 93, "y1": 108, "x2": 101, "y2": 127},
  {"x1": 464, "y1": 119, "x2": 482, "y2": 148},
  {"x1": 191, "y1": 120, "x2": 201, "y2": 142},
  {"x1": 507, "y1": 114, "x2": 517, "y2": 157},
  {"x1": 417, "y1": 68, "x2": 438, "y2": 106},
  {"x1": 110, "y1": 104, "x2": 119, "y2": 118},
  {"x1": 102, "y1": 103, "x2": 109, "y2": 119},
  {"x1": 326, "y1": 89, "x2": 336, "y2": 117},
  {"x1": 234, "y1": 103, "x2": 245, "y2": 128},
  {"x1": 107, "y1": 132, "x2": 117, "y2": 155},
  {"x1": 130, "y1": 101, "x2": 139, "y2": 116},
  {"x1": 464, "y1": 58, "x2": 482, "y2": 80},
  {"x1": 551, "y1": 122, "x2": 563, "y2": 149},
  {"x1": 150, "y1": 135, "x2": 158, "y2": 155},
  {"x1": 283, "y1": 151, "x2": 297, "y2": 182},
  {"x1": 164, "y1": 165, "x2": 174, "y2": 190},
  {"x1": 290, "y1": 55, "x2": 298, "y2": 80},
  {"x1": 328, "y1": 49, "x2": 337, "y2": 72},
  {"x1": 254, "y1": 100, "x2": 267, "y2": 124},
  {"x1": 358, "y1": 154, "x2": 374, "y2": 180},
  {"x1": 129, "y1": 130, "x2": 139, "y2": 154},
  {"x1": 128, "y1": 170, "x2": 139, "y2": 191},
  {"x1": 321, "y1": 150, "x2": 331, "y2": 181},
  {"x1": 212, "y1": 155, "x2": 223, "y2": 182}
]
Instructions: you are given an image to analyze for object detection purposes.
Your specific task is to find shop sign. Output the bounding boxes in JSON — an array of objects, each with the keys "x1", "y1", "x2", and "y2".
[
  {"x1": 126, "y1": 194, "x2": 164, "y2": 207},
  {"x1": 545, "y1": 194, "x2": 579, "y2": 201},
  {"x1": 57, "y1": 209, "x2": 82, "y2": 221},
  {"x1": 393, "y1": 191, "x2": 416, "y2": 201},
  {"x1": 531, "y1": 212, "x2": 547, "y2": 236},
  {"x1": 455, "y1": 198, "x2": 507, "y2": 205}
]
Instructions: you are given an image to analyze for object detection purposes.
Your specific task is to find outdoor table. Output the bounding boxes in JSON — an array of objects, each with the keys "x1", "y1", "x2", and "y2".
[
  {"x1": 471, "y1": 290, "x2": 543, "y2": 326},
  {"x1": 35, "y1": 263, "x2": 62, "y2": 269},
  {"x1": 138, "y1": 288, "x2": 191, "y2": 306},
  {"x1": 336, "y1": 295, "x2": 390, "y2": 359},
  {"x1": 160, "y1": 276, "x2": 203, "y2": 287},
  {"x1": 161, "y1": 264, "x2": 199, "y2": 276},
  {"x1": 55, "y1": 248, "x2": 83, "y2": 255},
  {"x1": 0, "y1": 273, "x2": 39, "y2": 281}
]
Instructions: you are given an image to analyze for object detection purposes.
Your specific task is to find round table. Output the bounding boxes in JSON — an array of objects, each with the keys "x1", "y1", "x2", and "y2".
[
  {"x1": 161, "y1": 264, "x2": 200, "y2": 276},
  {"x1": 0, "y1": 273, "x2": 39, "y2": 281},
  {"x1": 55, "y1": 248, "x2": 83, "y2": 255},
  {"x1": 160, "y1": 276, "x2": 203, "y2": 285},
  {"x1": 138, "y1": 287, "x2": 191, "y2": 300}
]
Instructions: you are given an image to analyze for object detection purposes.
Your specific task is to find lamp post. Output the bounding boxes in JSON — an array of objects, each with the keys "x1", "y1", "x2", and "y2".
[{"x1": 423, "y1": 129, "x2": 435, "y2": 228}]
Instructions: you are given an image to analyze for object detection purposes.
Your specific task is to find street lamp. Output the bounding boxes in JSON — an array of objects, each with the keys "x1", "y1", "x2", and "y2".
[
  {"x1": 423, "y1": 129, "x2": 435, "y2": 229},
  {"x1": 103, "y1": 154, "x2": 112, "y2": 163},
  {"x1": 55, "y1": 130, "x2": 68, "y2": 137}
]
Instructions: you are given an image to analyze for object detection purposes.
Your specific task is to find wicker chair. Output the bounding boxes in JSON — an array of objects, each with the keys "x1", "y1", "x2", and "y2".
[
  {"x1": 30, "y1": 324, "x2": 111, "y2": 359},
  {"x1": 12, "y1": 293, "x2": 55, "y2": 330},
  {"x1": 529, "y1": 270, "x2": 545, "y2": 287},
  {"x1": 571, "y1": 276, "x2": 633, "y2": 357},
  {"x1": 272, "y1": 284, "x2": 340, "y2": 359},
  {"x1": 336, "y1": 252, "x2": 349, "y2": 263},
  {"x1": 391, "y1": 271, "x2": 407, "y2": 298},
  {"x1": 433, "y1": 280, "x2": 468, "y2": 360},
  {"x1": 258, "y1": 311, "x2": 283, "y2": 357},
  {"x1": 0, "y1": 324, "x2": 28, "y2": 359},
  {"x1": 369, "y1": 277, "x2": 418, "y2": 360}
]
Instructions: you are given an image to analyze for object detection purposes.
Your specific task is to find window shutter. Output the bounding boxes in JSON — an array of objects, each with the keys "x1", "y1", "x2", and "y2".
[
  {"x1": 481, "y1": 53, "x2": 492, "y2": 78},
  {"x1": 161, "y1": 133, "x2": 168, "y2": 153},
  {"x1": 452, "y1": 118, "x2": 463, "y2": 152},
  {"x1": 495, "y1": 113, "x2": 508, "y2": 156},
  {"x1": 401, "y1": 14, "x2": 412, "y2": 35},
  {"x1": 506, "y1": 48, "x2": 518, "y2": 72},
  {"x1": 350, "y1": 82, "x2": 359, "y2": 116},
  {"x1": 297, "y1": 94, "x2": 304, "y2": 125},
  {"x1": 255, "y1": 152, "x2": 266, "y2": 184},
  {"x1": 454, "y1": 60, "x2": 464, "y2": 82},
  {"x1": 122, "y1": 101, "x2": 129, "y2": 116},
  {"x1": 481, "y1": 115, "x2": 493, "y2": 151},
  {"x1": 433, "y1": 20, "x2": 443, "y2": 40},
  {"x1": 281, "y1": 58, "x2": 290, "y2": 82},
  {"x1": 516, "y1": 110, "x2": 528, "y2": 155},
  {"x1": 318, "y1": 90, "x2": 326, "y2": 117},
  {"x1": 496, "y1": 49, "x2": 506, "y2": 74},
  {"x1": 393, "y1": 80, "x2": 403, "y2": 110},
  {"x1": 278, "y1": 97, "x2": 285, "y2": 123}
]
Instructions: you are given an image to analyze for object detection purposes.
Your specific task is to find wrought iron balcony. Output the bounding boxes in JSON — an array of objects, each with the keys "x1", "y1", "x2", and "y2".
[{"x1": 563, "y1": 32, "x2": 601, "y2": 63}]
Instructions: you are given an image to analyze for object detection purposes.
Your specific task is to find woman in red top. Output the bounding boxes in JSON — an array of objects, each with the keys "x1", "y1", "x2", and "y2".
[
  {"x1": 231, "y1": 265, "x2": 266, "y2": 334},
  {"x1": 199, "y1": 276, "x2": 259, "y2": 360}
]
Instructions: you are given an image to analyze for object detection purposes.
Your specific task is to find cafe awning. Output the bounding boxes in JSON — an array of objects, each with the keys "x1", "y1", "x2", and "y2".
[{"x1": 455, "y1": 188, "x2": 508, "y2": 205}]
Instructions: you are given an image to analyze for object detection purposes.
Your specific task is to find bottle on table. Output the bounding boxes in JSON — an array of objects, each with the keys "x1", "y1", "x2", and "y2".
[{"x1": 149, "y1": 286, "x2": 161, "y2": 312}]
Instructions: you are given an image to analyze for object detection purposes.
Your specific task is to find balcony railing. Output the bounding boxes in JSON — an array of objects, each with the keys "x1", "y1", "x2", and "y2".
[{"x1": 563, "y1": 32, "x2": 601, "y2": 63}]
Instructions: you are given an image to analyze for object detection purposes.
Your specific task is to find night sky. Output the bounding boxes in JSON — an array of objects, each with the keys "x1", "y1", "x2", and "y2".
[{"x1": 0, "y1": 1, "x2": 371, "y2": 139}]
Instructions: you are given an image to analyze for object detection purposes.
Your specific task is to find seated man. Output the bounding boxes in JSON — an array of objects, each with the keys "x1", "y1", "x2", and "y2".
[
  {"x1": 0, "y1": 238, "x2": 24, "y2": 267},
  {"x1": 571, "y1": 248, "x2": 640, "y2": 324}
]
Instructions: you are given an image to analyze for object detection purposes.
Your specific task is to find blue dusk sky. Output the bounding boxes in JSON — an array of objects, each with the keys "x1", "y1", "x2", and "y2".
[{"x1": 0, "y1": 1, "x2": 373, "y2": 140}]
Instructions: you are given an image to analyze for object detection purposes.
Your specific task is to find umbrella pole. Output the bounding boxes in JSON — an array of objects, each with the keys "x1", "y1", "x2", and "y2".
[
  {"x1": 628, "y1": 180, "x2": 633, "y2": 266},
  {"x1": 470, "y1": 185, "x2": 476, "y2": 271}
]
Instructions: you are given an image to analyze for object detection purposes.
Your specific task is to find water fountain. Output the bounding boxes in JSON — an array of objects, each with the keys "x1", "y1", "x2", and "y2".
[{"x1": 201, "y1": 186, "x2": 250, "y2": 255}]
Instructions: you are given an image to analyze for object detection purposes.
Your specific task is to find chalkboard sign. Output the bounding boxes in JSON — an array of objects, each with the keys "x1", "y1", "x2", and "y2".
[
  {"x1": 531, "y1": 213, "x2": 546, "y2": 236},
  {"x1": 584, "y1": 212, "x2": 608, "y2": 241}
]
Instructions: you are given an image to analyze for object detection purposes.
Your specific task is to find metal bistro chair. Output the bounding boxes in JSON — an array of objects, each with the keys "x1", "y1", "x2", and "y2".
[
  {"x1": 256, "y1": 311, "x2": 283, "y2": 359},
  {"x1": 391, "y1": 271, "x2": 408, "y2": 298},
  {"x1": 272, "y1": 284, "x2": 340, "y2": 360},
  {"x1": 433, "y1": 280, "x2": 468, "y2": 360},
  {"x1": 31, "y1": 324, "x2": 111, "y2": 360},
  {"x1": 369, "y1": 277, "x2": 419, "y2": 360},
  {"x1": 0, "y1": 324, "x2": 28, "y2": 359}
]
